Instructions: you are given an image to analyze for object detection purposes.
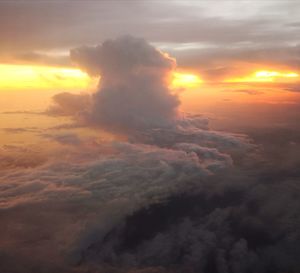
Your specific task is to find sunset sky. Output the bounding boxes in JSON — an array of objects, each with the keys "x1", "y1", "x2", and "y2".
[
  {"x1": 1, "y1": 1, "x2": 300, "y2": 126},
  {"x1": 0, "y1": 2, "x2": 300, "y2": 273},
  {"x1": 1, "y1": 1, "x2": 300, "y2": 84}
]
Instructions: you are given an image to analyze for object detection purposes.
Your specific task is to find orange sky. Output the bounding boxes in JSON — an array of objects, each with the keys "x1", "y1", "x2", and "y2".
[
  {"x1": 0, "y1": 63, "x2": 299, "y2": 91},
  {"x1": 1, "y1": 62, "x2": 299, "y2": 133},
  {"x1": 0, "y1": 62, "x2": 299, "y2": 116}
]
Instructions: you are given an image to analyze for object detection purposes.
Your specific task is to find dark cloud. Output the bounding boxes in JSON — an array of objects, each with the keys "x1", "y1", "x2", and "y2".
[
  {"x1": 80, "y1": 172, "x2": 300, "y2": 273},
  {"x1": 279, "y1": 83, "x2": 300, "y2": 93},
  {"x1": 222, "y1": 89, "x2": 264, "y2": 95},
  {"x1": 1, "y1": 136, "x2": 299, "y2": 273},
  {"x1": 2, "y1": 127, "x2": 39, "y2": 134},
  {"x1": 174, "y1": 45, "x2": 300, "y2": 81},
  {"x1": 0, "y1": 140, "x2": 235, "y2": 270},
  {"x1": 40, "y1": 133, "x2": 82, "y2": 146},
  {"x1": 1, "y1": 110, "x2": 42, "y2": 115}
]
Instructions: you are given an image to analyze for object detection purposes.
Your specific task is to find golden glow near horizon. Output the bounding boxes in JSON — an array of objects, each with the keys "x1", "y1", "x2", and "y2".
[
  {"x1": 0, "y1": 64, "x2": 97, "y2": 91},
  {"x1": 1, "y1": 63, "x2": 298, "y2": 92},
  {"x1": 226, "y1": 70, "x2": 299, "y2": 83},
  {"x1": 0, "y1": 64, "x2": 203, "y2": 91},
  {"x1": 171, "y1": 72, "x2": 203, "y2": 88}
]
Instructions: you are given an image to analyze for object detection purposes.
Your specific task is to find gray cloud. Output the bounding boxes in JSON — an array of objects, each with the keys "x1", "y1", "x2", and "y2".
[
  {"x1": 40, "y1": 133, "x2": 82, "y2": 146},
  {"x1": 222, "y1": 89, "x2": 265, "y2": 95},
  {"x1": 49, "y1": 36, "x2": 252, "y2": 156},
  {"x1": 78, "y1": 159, "x2": 300, "y2": 273},
  {"x1": 70, "y1": 36, "x2": 179, "y2": 132},
  {"x1": 2, "y1": 127, "x2": 39, "y2": 134},
  {"x1": 11, "y1": 51, "x2": 70, "y2": 67},
  {"x1": 1, "y1": 136, "x2": 299, "y2": 273},
  {"x1": 47, "y1": 92, "x2": 92, "y2": 117},
  {"x1": 1, "y1": 1, "x2": 300, "y2": 73},
  {"x1": 0, "y1": 145, "x2": 47, "y2": 169},
  {"x1": 173, "y1": 45, "x2": 300, "y2": 81},
  {"x1": 0, "y1": 140, "x2": 234, "y2": 270}
]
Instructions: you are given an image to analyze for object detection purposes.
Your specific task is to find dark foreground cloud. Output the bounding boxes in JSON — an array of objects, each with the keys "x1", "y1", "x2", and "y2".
[
  {"x1": 0, "y1": 141, "x2": 233, "y2": 271},
  {"x1": 0, "y1": 138, "x2": 299, "y2": 273},
  {"x1": 81, "y1": 172, "x2": 300, "y2": 273}
]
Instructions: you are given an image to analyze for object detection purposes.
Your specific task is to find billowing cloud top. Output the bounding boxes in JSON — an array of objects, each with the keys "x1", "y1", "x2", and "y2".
[
  {"x1": 70, "y1": 36, "x2": 175, "y2": 79},
  {"x1": 69, "y1": 36, "x2": 179, "y2": 131},
  {"x1": 49, "y1": 36, "x2": 252, "y2": 154}
]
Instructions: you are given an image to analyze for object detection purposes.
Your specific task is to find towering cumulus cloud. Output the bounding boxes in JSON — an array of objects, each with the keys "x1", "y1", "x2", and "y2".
[
  {"x1": 52, "y1": 36, "x2": 251, "y2": 152},
  {"x1": 70, "y1": 36, "x2": 179, "y2": 132}
]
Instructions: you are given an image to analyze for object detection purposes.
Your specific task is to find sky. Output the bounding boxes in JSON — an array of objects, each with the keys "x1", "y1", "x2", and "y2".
[
  {"x1": 1, "y1": 0, "x2": 300, "y2": 80},
  {"x1": 0, "y1": 1, "x2": 300, "y2": 273}
]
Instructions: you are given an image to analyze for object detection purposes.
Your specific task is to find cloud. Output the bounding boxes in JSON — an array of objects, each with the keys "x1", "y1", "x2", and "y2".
[
  {"x1": 11, "y1": 51, "x2": 70, "y2": 66},
  {"x1": 49, "y1": 36, "x2": 252, "y2": 155},
  {"x1": 1, "y1": 1, "x2": 300, "y2": 52},
  {"x1": 70, "y1": 36, "x2": 179, "y2": 132},
  {"x1": 40, "y1": 133, "x2": 82, "y2": 145},
  {"x1": 222, "y1": 89, "x2": 264, "y2": 95},
  {"x1": 1, "y1": 137, "x2": 299, "y2": 273},
  {"x1": 0, "y1": 141, "x2": 232, "y2": 209},
  {"x1": 1, "y1": 1, "x2": 300, "y2": 79},
  {"x1": 47, "y1": 92, "x2": 91, "y2": 117},
  {"x1": 277, "y1": 83, "x2": 300, "y2": 93},
  {"x1": 0, "y1": 145, "x2": 47, "y2": 169},
  {"x1": 0, "y1": 140, "x2": 234, "y2": 270},
  {"x1": 175, "y1": 45, "x2": 300, "y2": 82},
  {"x1": 2, "y1": 127, "x2": 39, "y2": 134},
  {"x1": 79, "y1": 166, "x2": 300, "y2": 273}
]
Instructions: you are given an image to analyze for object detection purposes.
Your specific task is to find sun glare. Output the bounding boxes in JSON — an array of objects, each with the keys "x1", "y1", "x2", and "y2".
[
  {"x1": 226, "y1": 70, "x2": 299, "y2": 83},
  {"x1": 1, "y1": 63, "x2": 297, "y2": 92},
  {"x1": 0, "y1": 64, "x2": 204, "y2": 91},
  {"x1": 171, "y1": 72, "x2": 203, "y2": 88},
  {"x1": 0, "y1": 64, "x2": 97, "y2": 91}
]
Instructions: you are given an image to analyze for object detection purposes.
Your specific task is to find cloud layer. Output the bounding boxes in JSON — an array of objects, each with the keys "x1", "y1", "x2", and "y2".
[{"x1": 1, "y1": 1, "x2": 300, "y2": 84}]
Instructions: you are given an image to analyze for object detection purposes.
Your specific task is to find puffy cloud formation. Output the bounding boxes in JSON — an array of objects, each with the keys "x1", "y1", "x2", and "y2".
[
  {"x1": 40, "y1": 132, "x2": 82, "y2": 145},
  {"x1": 81, "y1": 174, "x2": 300, "y2": 273},
  {"x1": 70, "y1": 36, "x2": 179, "y2": 132},
  {"x1": 1, "y1": 140, "x2": 299, "y2": 273},
  {"x1": 0, "y1": 140, "x2": 233, "y2": 271},
  {"x1": 0, "y1": 141, "x2": 233, "y2": 211},
  {"x1": 49, "y1": 36, "x2": 252, "y2": 154},
  {"x1": 48, "y1": 92, "x2": 91, "y2": 116}
]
